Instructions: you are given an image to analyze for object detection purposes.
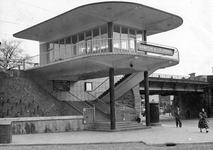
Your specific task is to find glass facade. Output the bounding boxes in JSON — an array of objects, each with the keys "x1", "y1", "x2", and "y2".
[{"x1": 45, "y1": 24, "x2": 143, "y2": 63}]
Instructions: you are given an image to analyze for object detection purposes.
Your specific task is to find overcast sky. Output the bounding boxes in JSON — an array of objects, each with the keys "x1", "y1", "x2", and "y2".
[{"x1": 0, "y1": 0, "x2": 213, "y2": 76}]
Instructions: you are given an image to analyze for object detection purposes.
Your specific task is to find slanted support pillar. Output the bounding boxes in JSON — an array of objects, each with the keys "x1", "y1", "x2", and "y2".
[
  {"x1": 144, "y1": 71, "x2": 150, "y2": 126},
  {"x1": 109, "y1": 68, "x2": 116, "y2": 130}
]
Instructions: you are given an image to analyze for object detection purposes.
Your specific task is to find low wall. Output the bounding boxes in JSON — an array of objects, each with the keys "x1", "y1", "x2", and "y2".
[{"x1": 0, "y1": 116, "x2": 88, "y2": 134}]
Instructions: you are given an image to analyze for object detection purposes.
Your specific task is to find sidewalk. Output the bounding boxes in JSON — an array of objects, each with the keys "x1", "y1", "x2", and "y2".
[{"x1": 1, "y1": 118, "x2": 213, "y2": 146}]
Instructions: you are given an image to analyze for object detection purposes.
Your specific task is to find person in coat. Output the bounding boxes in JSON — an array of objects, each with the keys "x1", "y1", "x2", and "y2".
[
  {"x1": 174, "y1": 107, "x2": 182, "y2": 128},
  {"x1": 198, "y1": 108, "x2": 209, "y2": 133}
]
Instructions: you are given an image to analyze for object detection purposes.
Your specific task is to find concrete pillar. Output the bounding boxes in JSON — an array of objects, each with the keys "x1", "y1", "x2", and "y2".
[
  {"x1": 208, "y1": 88, "x2": 211, "y2": 118},
  {"x1": 144, "y1": 71, "x2": 150, "y2": 126},
  {"x1": 109, "y1": 68, "x2": 116, "y2": 130},
  {"x1": 108, "y1": 22, "x2": 116, "y2": 129},
  {"x1": 142, "y1": 30, "x2": 147, "y2": 42},
  {"x1": 108, "y1": 22, "x2": 113, "y2": 52},
  {"x1": 142, "y1": 30, "x2": 147, "y2": 54},
  {"x1": 132, "y1": 84, "x2": 141, "y2": 118}
]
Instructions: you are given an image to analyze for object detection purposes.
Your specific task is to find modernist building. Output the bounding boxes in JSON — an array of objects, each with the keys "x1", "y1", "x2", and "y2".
[{"x1": 14, "y1": 1, "x2": 183, "y2": 130}]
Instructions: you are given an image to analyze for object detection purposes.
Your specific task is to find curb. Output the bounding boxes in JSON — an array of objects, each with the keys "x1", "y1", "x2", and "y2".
[{"x1": 1, "y1": 141, "x2": 213, "y2": 147}]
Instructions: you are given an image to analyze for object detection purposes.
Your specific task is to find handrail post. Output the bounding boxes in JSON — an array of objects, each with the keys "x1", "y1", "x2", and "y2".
[
  {"x1": 123, "y1": 107, "x2": 125, "y2": 121},
  {"x1": 93, "y1": 104, "x2": 96, "y2": 123}
]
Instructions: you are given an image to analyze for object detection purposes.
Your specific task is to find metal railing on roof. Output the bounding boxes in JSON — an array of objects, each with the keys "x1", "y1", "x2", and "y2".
[{"x1": 149, "y1": 73, "x2": 207, "y2": 82}]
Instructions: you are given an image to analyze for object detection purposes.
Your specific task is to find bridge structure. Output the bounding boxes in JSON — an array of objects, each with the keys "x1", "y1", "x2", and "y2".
[
  {"x1": 139, "y1": 73, "x2": 213, "y2": 118},
  {"x1": 140, "y1": 73, "x2": 209, "y2": 95}
]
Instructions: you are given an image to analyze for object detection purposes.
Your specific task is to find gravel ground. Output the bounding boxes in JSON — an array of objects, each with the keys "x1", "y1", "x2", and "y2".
[{"x1": 1, "y1": 143, "x2": 213, "y2": 150}]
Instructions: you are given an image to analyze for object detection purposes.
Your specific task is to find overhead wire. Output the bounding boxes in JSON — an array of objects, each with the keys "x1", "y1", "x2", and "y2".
[{"x1": 9, "y1": 0, "x2": 60, "y2": 15}]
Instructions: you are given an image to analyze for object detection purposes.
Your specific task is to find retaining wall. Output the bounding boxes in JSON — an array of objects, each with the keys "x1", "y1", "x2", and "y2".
[{"x1": 0, "y1": 116, "x2": 88, "y2": 134}]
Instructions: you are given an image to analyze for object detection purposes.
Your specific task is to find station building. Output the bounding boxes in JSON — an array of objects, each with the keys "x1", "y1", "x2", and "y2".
[{"x1": 13, "y1": 1, "x2": 183, "y2": 130}]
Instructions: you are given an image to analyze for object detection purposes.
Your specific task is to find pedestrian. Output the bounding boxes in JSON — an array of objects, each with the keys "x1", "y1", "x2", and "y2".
[
  {"x1": 186, "y1": 109, "x2": 191, "y2": 119},
  {"x1": 198, "y1": 108, "x2": 209, "y2": 133},
  {"x1": 174, "y1": 107, "x2": 182, "y2": 127}
]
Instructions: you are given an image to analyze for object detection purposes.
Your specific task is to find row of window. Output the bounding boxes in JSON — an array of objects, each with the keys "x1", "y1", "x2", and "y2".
[
  {"x1": 47, "y1": 24, "x2": 144, "y2": 52},
  {"x1": 44, "y1": 24, "x2": 144, "y2": 63},
  {"x1": 48, "y1": 25, "x2": 108, "y2": 51}
]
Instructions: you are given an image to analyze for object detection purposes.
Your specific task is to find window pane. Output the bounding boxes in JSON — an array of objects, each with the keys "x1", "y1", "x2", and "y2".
[
  {"x1": 121, "y1": 27, "x2": 128, "y2": 49},
  {"x1": 66, "y1": 37, "x2": 71, "y2": 45},
  {"x1": 72, "y1": 35, "x2": 77, "y2": 44},
  {"x1": 60, "y1": 39, "x2": 65, "y2": 48},
  {"x1": 129, "y1": 29, "x2": 135, "y2": 36},
  {"x1": 101, "y1": 25, "x2": 107, "y2": 35},
  {"x1": 129, "y1": 29, "x2": 136, "y2": 51},
  {"x1": 48, "y1": 42, "x2": 54, "y2": 62},
  {"x1": 54, "y1": 41, "x2": 59, "y2": 50},
  {"x1": 72, "y1": 35, "x2": 77, "y2": 55},
  {"x1": 86, "y1": 30, "x2": 91, "y2": 38},
  {"x1": 78, "y1": 32, "x2": 85, "y2": 54},
  {"x1": 136, "y1": 30, "x2": 142, "y2": 42},
  {"x1": 113, "y1": 25, "x2": 120, "y2": 33},
  {"x1": 54, "y1": 41, "x2": 59, "y2": 60},
  {"x1": 65, "y1": 37, "x2": 71, "y2": 58},
  {"x1": 101, "y1": 25, "x2": 108, "y2": 50},
  {"x1": 113, "y1": 25, "x2": 120, "y2": 48},
  {"x1": 59, "y1": 39, "x2": 65, "y2": 59},
  {"x1": 93, "y1": 28, "x2": 99, "y2": 37},
  {"x1": 93, "y1": 28, "x2": 100, "y2": 52},
  {"x1": 79, "y1": 32, "x2": 84, "y2": 41},
  {"x1": 49, "y1": 42, "x2": 54, "y2": 50}
]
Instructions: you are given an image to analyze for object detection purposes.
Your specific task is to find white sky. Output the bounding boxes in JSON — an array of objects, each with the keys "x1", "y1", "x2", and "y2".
[{"x1": 0, "y1": 0, "x2": 213, "y2": 76}]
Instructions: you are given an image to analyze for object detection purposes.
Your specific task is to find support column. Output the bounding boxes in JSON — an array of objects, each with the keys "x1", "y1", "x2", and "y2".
[
  {"x1": 142, "y1": 30, "x2": 147, "y2": 42},
  {"x1": 109, "y1": 68, "x2": 116, "y2": 130},
  {"x1": 108, "y1": 22, "x2": 113, "y2": 52},
  {"x1": 142, "y1": 30, "x2": 147, "y2": 54},
  {"x1": 144, "y1": 71, "x2": 150, "y2": 126},
  {"x1": 208, "y1": 88, "x2": 211, "y2": 118}
]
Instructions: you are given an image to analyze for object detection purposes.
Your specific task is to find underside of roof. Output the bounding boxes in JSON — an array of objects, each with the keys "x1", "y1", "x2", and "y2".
[{"x1": 13, "y1": 1, "x2": 183, "y2": 42}]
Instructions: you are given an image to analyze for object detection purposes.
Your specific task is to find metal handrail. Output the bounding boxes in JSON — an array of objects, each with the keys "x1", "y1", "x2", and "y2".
[
  {"x1": 67, "y1": 91, "x2": 92, "y2": 108},
  {"x1": 92, "y1": 77, "x2": 109, "y2": 92},
  {"x1": 85, "y1": 92, "x2": 110, "y2": 115},
  {"x1": 21, "y1": 38, "x2": 179, "y2": 70},
  {"x1": 86, "y1": 91, "x2": 109, "y2": 109}
]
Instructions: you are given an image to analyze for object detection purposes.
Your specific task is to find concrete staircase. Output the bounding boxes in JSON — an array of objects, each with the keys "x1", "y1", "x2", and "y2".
[
  {"x1": 86, "y1": 100, "x2": 110, "y2": 115},
  {"x1": 66, "y1": 101, "x2": 91, "y2": 114},
  {"x1": 86, "y1": 121, "x2": 149, "y2": 131}
]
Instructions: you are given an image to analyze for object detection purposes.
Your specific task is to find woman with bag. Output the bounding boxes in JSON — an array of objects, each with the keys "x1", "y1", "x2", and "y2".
[{"x1": 198, "y1": 108, "x2": 209, "y2": 133}]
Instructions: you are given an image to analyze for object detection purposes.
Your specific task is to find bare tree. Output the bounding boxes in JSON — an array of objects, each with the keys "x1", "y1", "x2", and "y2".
[{"x1": 0, "y1": 39, "x2": 29, "y2": 72}]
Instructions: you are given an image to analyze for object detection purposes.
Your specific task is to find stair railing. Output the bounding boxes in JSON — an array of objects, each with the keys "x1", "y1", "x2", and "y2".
[
  {"x1": 92, "y1": 77, "x2": 109, "y2": 92},
  {"x1": 67, "y1": 91, "x2": 92, "y2": 108},
  {"x1": 98, "y1": 74, "x2": 131, "y2": 99},
  {"x1": 86, "y1": 91, "x2": 110, "y2": 114}
]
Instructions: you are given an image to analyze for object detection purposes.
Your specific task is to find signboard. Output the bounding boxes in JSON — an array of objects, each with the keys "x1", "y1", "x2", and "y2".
[
  {"x1": 53, "y1": 80, "x2": 70, "y2": 91},
  {"x1": 136, "y1": 42, "x2": 174, "y2": 56}
]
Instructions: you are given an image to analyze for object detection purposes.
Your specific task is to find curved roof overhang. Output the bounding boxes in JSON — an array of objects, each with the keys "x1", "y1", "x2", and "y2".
[
  {"x1": 26, "y1": 53, "x2": 178, "y2": 81},
  {"x1": 13, "y1": 1, "x2": 183, "y2": 42}
]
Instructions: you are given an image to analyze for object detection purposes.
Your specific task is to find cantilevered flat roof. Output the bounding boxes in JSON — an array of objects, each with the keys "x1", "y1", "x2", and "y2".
[{"x1": 13, "y1": 1, "x2": 183, "y2": 42}]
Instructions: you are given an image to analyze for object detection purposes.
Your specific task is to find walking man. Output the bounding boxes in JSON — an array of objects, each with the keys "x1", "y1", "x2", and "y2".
[{"x1": 175, "y1": 107, "x2": 182, "y2": 127}]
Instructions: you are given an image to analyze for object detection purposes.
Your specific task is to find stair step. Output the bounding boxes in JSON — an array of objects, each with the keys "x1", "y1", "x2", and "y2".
[{"x1": 85, "y1": 122, "x2": 148, "y2": 131}]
